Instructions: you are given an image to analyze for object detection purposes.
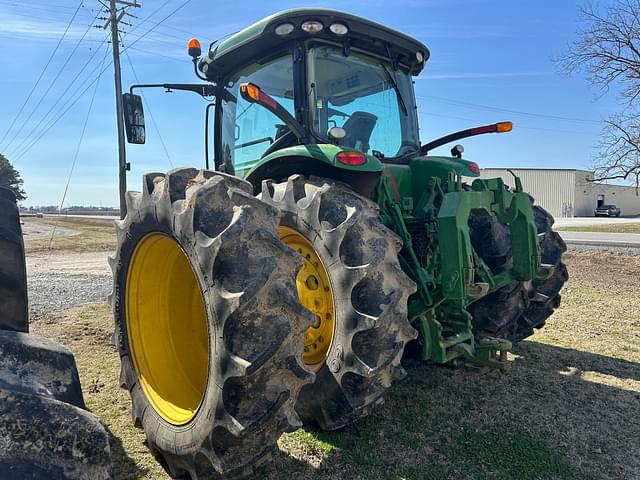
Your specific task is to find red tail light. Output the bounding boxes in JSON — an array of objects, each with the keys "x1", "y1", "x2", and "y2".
[
  {"x1": 336, "y1": 151, "x2": 366, "y2": 166},
  {"x1": 468, "y1": 162, "x2": 480, "y2": 174}
]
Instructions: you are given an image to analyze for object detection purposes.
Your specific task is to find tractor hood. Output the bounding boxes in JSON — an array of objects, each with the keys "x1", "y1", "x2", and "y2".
[{"x1": 198, "y1": 8, "x2": 430, "y2": 80}]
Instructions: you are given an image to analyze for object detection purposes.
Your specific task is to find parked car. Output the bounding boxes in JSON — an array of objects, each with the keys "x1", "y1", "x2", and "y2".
[{"x1": 594, "y1": 204, "x2": 621, "y2": 217}]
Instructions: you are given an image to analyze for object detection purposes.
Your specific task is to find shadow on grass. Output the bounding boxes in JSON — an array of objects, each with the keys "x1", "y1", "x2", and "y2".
[
  {"x1": 260, "y1": 340, "x2": 639, "y2": 480},
  {"x1": 103, "y1": 425, "x2": 147, "y2": 480}
]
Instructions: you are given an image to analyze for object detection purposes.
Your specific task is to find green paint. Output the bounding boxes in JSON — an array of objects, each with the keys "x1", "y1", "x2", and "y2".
[
  {"x1": 374, "y1": 158, "x2": 544, "y2": 369},
  {"x1": 198, "y1": 9, "x2": 546, "y2": 371},
  {"x1": 238, "y1": 143, "x2": 382, "y2": 180},
  {"x1": 207, "y1": 8, "x2": 429, "y2": 67}
]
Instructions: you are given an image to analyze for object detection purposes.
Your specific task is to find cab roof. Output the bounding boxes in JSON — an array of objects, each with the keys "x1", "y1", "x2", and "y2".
[{"x1": 198, "y1": 8, "x2": 429, "y2": 80}]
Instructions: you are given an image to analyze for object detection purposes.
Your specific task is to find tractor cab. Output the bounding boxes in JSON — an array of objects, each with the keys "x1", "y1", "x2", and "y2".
[
  {"x1": 196, "y1": 9, "x2": 428, "y2": 183},
  {"x1": 124, "y1": 8, "x2": 510, "y2": 193}
]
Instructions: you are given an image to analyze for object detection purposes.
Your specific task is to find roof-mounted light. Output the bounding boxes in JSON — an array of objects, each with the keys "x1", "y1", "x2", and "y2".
[
  {"x1": 301, "y1": 20, "x2": 323, "y2": 33},
  {"x1": 187, "y1": 38, "x2": 201, "y2": 58},
  {"x1": 329, "y1": 23, "x2": 348, "y2": 35},
  {"x1": 416, "y1": 51, "x2": 424, "y2": 63},
  {"x1": 275, "y1": 23, "x2": 295, "y2": 36}
]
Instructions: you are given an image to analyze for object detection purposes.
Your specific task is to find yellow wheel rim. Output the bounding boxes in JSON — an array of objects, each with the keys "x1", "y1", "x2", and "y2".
[
  {"x1": 126, "y1": 233, "x2": 209, "y2": 425},
  {"x1": 278, "y1": 226, "x2": 335, "y2": 370}
]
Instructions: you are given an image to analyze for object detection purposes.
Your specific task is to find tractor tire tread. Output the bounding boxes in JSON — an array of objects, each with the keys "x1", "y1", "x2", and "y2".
[
  {"x1": 111, "y1": 168, "x2": 313, "y2": 479},
  {"x1": 260, "y1": 175, "x2": 417, "y2": 431},
  {"x1": 0, "y1": 187, "x2": 28, "y2": 333}
]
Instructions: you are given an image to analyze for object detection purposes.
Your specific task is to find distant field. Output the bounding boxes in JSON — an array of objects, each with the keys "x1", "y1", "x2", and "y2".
[
  {"x1": 23, "y1": 216, "x2": 116, "y2": 254},
  {"x1": 28, "y1": 249, "x2": 640, "y2": 480},
  {"x1": 557, "y1": 222, "x2": 640, "y2": 234}
]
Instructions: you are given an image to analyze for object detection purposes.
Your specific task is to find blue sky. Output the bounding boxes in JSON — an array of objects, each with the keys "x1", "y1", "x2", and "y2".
[{"x1": 0, "y1": 0, "x2": 620, "y2": 207}]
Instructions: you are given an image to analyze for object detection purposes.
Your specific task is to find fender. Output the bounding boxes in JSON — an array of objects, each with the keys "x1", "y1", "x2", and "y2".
[{"x1": 243, "y1": 144, "x2": 383, "y2": 195}]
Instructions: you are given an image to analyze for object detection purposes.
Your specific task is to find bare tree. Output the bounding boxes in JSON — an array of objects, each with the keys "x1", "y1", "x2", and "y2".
[
  {"x1": 558, "y1": 1, "x2": 640, "y2": 188},
  {"x1": 594, "y1": 113, "x2": 640, "y2": 189}
]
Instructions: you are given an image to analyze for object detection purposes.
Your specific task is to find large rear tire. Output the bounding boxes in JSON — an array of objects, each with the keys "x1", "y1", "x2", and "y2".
[
  {"x1": 260, "y1": 175, "x2": 416, "y2": 431},
  {"x1": 0, "y1": 332, "x2": 111, "y2": 480},
  {"x1": 0, "y1": 188, "x2": 111, "y2": 479},
  {"x1": 0, "y1": 187, "x2": 28, "y2": 332},
  {"x1": 110, "y1": 169, "x2": 313, "y2": 479},
  {"x1": 469, "y1": 205, "x2": 567, "y2": 342}
]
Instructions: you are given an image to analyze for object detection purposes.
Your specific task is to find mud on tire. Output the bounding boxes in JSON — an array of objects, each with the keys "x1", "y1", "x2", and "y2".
[
  {"x1": 260, "y1": 175, "x2": 417, "y2": 431},
  {"x1": 110, "y1": 169, "x2": 314, "y2": 479},
  {"x1": 0, "y1": 187, "x2": 28, "y2": 332}
]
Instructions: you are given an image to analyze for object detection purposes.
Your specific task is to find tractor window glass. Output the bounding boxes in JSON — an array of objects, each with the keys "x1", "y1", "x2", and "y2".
[
  {"x1": 308, "y1": 45, "x2": 419, "y2": 159},
  {"x1": 220, "y1": 54, "x2": 294, "y2": 177}
]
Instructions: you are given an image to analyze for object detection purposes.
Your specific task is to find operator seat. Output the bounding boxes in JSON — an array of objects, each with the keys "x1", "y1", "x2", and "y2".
[{"x1": 341, "y1": 111, "x2": 378, "y2": 153}]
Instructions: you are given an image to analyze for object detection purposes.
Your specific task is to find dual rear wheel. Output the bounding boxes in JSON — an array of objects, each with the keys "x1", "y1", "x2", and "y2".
[{"x1": 111, "y1": 170, "x2": 415, "y2": 478}]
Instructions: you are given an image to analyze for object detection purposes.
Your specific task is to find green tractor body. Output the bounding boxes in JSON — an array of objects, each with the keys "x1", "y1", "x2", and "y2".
[
  {"x1": 115, "y1": 8, "x2": 567, "y2": 478},
  {"x1": 187, "y1": 7, "x2": 549, "y2": 368}
]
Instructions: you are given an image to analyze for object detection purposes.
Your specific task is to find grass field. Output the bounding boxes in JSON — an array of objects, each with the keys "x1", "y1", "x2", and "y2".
[
  {"x1": 25, "y1": 219, "x2": 640, "y2": 480},
  {"x1": 557, "y1": 222, "x2": 640, "y2": 234},
  {"x1": 23, "y1": 216, "x2": 117, "y2": 254}
]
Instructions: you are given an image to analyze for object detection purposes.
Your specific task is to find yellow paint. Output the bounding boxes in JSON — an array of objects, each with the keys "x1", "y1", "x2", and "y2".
[
  {"x1": 279, "y1": 226, "x2": 335, "y2": 370},
  {"x1": 126, "y1": 233, "x2": 209, "y2": 425}
]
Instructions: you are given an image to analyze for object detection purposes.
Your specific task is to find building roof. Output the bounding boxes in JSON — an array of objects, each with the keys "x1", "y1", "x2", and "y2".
[{"x1": 480, "y1": 167, "x2": 594, "y2": 173}]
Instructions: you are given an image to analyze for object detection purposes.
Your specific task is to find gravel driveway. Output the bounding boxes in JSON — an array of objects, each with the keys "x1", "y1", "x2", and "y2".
[{"x1": 26, "y1": 251, "x2": 113, "y2": 317}]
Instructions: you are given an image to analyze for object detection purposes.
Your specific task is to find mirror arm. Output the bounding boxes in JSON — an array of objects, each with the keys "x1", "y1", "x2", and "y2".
[
  {"x1": 130, "y1": 83, "x2": 216, "y2": 97},
  {"x1": 193, "y1": 57, "x2": 209, "y2": 82}
]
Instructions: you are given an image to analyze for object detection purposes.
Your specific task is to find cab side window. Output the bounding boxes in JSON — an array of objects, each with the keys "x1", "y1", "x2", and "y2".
[{"x1": 221, "y1": 55, "x2": 294, "y2": 176}]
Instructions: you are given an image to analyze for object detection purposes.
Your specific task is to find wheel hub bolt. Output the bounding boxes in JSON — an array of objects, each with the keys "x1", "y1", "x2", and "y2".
[{"x1": 306, "y1": 275, "x2": 319, "y2": 290}]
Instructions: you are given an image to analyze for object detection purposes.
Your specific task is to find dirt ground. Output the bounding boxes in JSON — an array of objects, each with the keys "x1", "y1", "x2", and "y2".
[{"x1": 24, "y1": 218, "x2": 640, "y2": 480}]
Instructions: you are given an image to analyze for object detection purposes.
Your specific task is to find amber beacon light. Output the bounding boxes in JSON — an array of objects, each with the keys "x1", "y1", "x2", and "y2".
[{"x1": 187, "y1": 38, "x2": 201, "y2": 58}]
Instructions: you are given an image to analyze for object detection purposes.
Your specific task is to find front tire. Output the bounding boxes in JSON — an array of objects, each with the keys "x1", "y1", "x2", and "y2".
[
  {"x1": 260, "y1": 175, "x2": 416, "y2": 431},
  {"x1": 110, "y1": 169, "x2": 313, "y2": 478}
]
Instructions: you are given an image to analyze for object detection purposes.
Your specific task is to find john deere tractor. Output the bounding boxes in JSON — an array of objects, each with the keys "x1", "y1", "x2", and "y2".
[{"x1": 111, "y1": 8, "x2": 567, "y2": 478}]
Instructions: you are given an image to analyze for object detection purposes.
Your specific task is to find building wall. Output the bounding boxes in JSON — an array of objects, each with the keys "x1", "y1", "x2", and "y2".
[
  {"x1": 573, "y1": 170, "x2": 595, "y2": 217},
  {"x1": 579, "y1": 180, "x2": 640, "y2": 216},
  {"x1": 479, "y1": 168, "x2": 576, "y2": 218}
]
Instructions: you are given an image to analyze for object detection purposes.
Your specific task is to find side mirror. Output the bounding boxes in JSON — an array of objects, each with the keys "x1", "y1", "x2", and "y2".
[{"x1": 123, "y1": 93, "x2": 145, "y2": 144}]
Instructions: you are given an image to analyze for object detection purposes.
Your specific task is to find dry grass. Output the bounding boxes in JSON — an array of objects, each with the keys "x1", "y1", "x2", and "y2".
[
  {"x1": 557, "y1": 223, "x2": 640, "y2": 234},
  {"x1": 29, "y1": 252, "x2": 640, "y2": 480},
  {"x1": 23, "y1": 216, "x2": 116, "y2": 254}
]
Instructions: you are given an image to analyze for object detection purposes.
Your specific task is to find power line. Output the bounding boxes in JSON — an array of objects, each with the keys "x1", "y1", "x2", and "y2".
[
  {"x1": 0, "y1": 0, "x2": 84, "y2": 150},
  {"x1": 121, "y1": 0, "x2": 193, "y2": 53},
  {"x1": 11, "y1": 32, "x2": 111, "y2": 160},
  {"x1": 0, "y1": 5, "x2": 193, "y2": 43},
  {"x1": 124, "y1": 48, "x2": 173, "y2": 168},
  {"x1": 14, "y1": 46, "x2": 114, "y2": 162},
  {"x1": 6, "y1": 5, "x2": 105, "y2": 157},
  {"x1": 0, "y1": 0, "x2": 91, "y2": 11},
  {"x1": 422, "y1": 111, "x2": 595, "y2": 136},
  {"x1": 127, "y1": 45, "x2": 183, "y2": 62},
  {"x1": 49, "y1": 47, "x2": 109, "y2": 249},
  {"x1": 418, "y1": 94, "x2": 604, "y2": 125},
  {"x1": 12, "y1": 0, "x2": 194, "y2": 163},
  {"x1": 119, "y1": 0, "x2": 172, "y2": 39}
]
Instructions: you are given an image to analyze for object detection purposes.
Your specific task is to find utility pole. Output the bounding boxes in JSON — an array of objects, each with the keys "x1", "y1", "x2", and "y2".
[{"x1": 104, "y1": 0, "x2": 140, "y2": 219}]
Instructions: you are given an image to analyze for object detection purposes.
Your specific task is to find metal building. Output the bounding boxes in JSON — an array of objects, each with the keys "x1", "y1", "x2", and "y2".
[{"x1": 479, "y1": 168, "x2": 640, "y2": 218}]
